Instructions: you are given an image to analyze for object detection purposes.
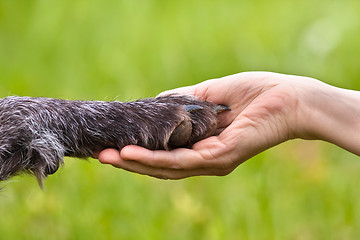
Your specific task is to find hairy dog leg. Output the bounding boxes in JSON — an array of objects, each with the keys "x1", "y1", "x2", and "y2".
[{"x1": 0, "y1": 95, "x2": 229, "y2": 186}]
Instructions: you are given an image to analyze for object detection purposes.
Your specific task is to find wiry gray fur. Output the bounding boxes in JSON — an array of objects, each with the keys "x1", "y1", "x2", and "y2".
[{"x1": 0, "y1": 95, "x2": 221, "y2": 187}]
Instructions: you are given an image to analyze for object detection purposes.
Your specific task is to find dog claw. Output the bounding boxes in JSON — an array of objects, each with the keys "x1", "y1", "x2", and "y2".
[
  {"x1": 184, "y1": 105, "x2": 203, "y2": 113},
  {"x1": 213, "y1": 104, "x2": 231, "y2": 113}
]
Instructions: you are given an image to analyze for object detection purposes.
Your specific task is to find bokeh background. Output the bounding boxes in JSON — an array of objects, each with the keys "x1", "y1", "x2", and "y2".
[{"x1": 1, "y1": 0, "x2": 360, "y2": 239}]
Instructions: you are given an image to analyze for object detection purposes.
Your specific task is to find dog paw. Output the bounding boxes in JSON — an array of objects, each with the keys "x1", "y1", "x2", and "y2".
[{"x1": 155, "y1": 95, "x2": 230, "y2": 149}]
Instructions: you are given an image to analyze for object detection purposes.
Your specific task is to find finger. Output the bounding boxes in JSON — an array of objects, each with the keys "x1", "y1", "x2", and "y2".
[
  {"x1": 99, "y1": 149, "x2": 180, "y2": 179},
  {"x1": 118, "y1": 160, "x2": 232, "y2": 179},
  {"x1": 97, "y1": 148, "x2": 122, "y2": 164},
  {"x1": 120, "y1": 136, "x2": 234, "y2": 170},
  {"x1": 157, "y1": 79, "x2": 216, "y2": 101},
  {"x1": 120, "y1": 145, "x2": 202, "y2": 169},
  {"x1": 98, "y1": 148, "x2": 232, "y2": 179},
  {"x1": 98, "y1": 148, "x2": 175, "y2": 178},
  {"x1": 157, "y1": 86, "x2": 199, "y2": 98}
]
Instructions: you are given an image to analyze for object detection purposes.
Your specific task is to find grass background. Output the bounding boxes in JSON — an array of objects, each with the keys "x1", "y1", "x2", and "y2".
[{"x1": 1, "y1": 0, "x2": 360, "y2": 239}]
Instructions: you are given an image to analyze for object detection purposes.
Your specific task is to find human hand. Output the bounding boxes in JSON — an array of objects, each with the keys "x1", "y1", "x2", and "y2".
[{"x1": 96, "y1": 72, "x2": 360, "y2": 179}]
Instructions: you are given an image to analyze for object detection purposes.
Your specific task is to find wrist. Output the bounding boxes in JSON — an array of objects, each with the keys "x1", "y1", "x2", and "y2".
[{"x1": 296, "y1": 80, "x2": 360, "y2": 155}]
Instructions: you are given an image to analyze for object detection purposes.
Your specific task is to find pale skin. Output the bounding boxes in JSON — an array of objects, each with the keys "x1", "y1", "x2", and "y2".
[{"x1": 95, "y1": 72, "x2": 360, "y2": 179}]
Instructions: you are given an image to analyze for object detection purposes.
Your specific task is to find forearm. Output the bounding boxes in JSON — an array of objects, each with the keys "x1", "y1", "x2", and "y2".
[{"x1": 297, "y1": 82, "x2": 360, "y2": 155}]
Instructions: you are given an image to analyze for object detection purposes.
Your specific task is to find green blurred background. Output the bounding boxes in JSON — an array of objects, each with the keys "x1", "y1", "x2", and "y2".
[{"x1": 1, "y1": 0, "x2": 360, "y2": 239}]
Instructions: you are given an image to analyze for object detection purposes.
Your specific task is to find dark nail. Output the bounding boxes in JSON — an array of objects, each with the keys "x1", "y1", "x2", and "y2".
[
  {"x1": 213, "y1": 104, "x2": 231, "y2": 113},
  {"x1": 184, "y1": 105, "x2": 203, "y2": 113}
]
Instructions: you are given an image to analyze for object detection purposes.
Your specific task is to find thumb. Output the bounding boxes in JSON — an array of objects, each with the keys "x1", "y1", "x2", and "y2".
[{"x1": 156, "y1": 85, "x2": 199, "y2": 97}]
